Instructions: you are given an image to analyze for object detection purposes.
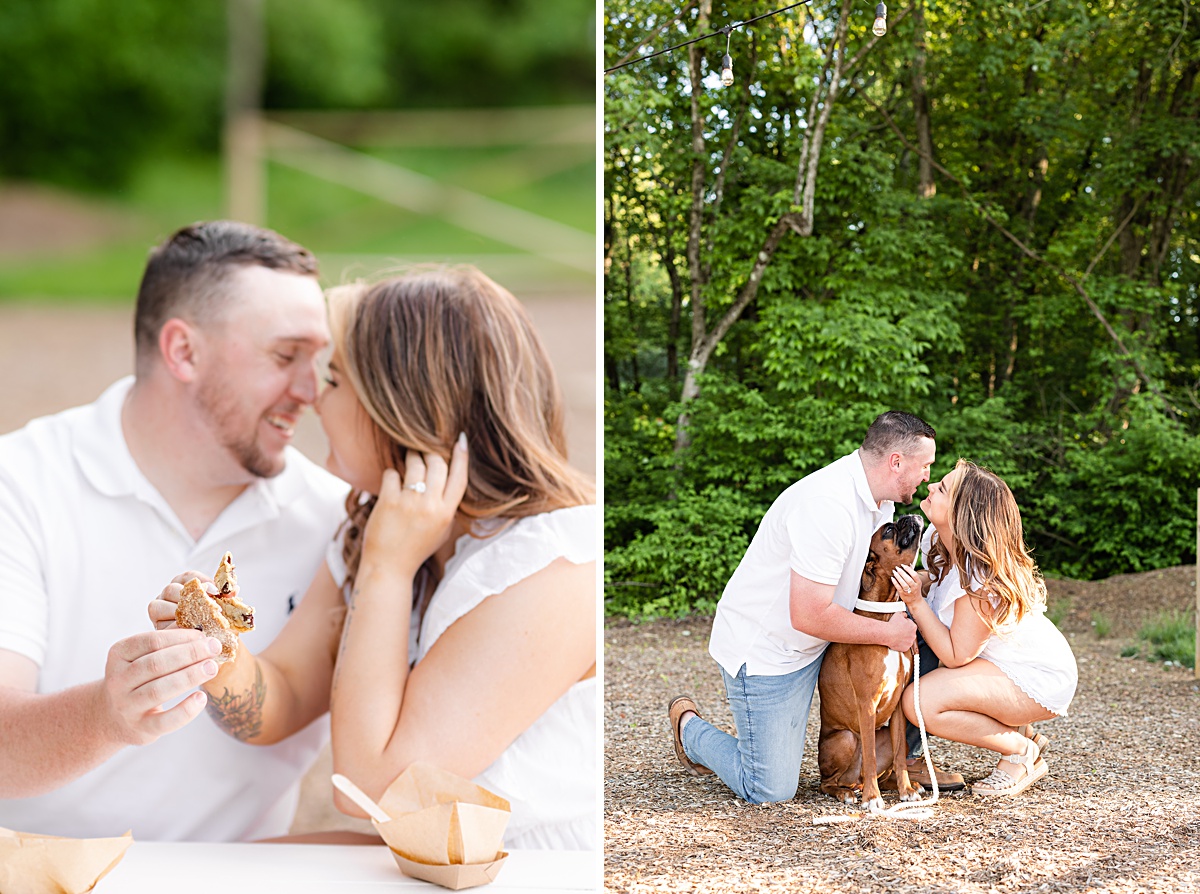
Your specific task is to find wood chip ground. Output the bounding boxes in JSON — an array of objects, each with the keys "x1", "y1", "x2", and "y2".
[{"x1": 605, "y1": 566, "x2": 1200, "y2": 893}]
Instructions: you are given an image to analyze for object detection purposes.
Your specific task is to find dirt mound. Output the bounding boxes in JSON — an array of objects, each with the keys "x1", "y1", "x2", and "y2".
[
  {"x1": 0, "y1": 182, "x2": 141, "y2": 259},
  {"x1": 1047, "y1": 564, "x2": 1195, "y2": 640}
]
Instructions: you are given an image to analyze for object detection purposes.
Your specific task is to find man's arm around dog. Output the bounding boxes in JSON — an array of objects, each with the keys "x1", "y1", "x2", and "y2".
[{"x1": 790, "y1": 571, "x2": 916, "y2": 652}]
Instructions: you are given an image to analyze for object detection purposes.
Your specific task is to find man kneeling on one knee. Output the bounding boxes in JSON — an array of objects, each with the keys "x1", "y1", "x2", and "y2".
[{"x1": 669, "y1": 411, "x2": 964, "y2": 804}]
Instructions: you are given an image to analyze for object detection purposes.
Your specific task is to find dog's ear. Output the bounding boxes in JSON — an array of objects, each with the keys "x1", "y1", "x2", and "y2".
[{"x1": 860, "y1": 550, "x2": 878, "y2": 595}]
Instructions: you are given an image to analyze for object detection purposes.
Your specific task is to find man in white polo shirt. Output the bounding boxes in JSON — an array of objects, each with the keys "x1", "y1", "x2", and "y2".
[
  {"x1": 0, "y1": 222, "x2": 348, "y2": 840},
  {"x1": 668, "y1": 412, "x2": 938, "y2": 804}
]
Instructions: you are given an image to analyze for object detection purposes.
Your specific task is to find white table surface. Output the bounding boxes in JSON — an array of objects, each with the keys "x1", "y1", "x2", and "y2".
[{"x1": 97, "y1": 843, "x2": 600, "y2": 892}]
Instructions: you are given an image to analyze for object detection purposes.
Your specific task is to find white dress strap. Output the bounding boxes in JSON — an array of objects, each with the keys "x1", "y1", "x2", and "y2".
[{"x1": 417, "y1": 504, "x2": 597, "y2": 661}]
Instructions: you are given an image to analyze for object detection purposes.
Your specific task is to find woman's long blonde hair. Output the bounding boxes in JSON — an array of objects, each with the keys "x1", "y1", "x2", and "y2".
[
  {"x1": 329, "y1": 266, "x2": 595, "y2": 595},
  {"x1": 925, "y1": 459, "x2": 1046, "y2": 632}
]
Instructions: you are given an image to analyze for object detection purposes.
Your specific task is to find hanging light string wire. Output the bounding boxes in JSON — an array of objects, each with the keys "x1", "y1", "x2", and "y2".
[{"x1": 604, "y1": 0, "x2": 816, "y2": 74}]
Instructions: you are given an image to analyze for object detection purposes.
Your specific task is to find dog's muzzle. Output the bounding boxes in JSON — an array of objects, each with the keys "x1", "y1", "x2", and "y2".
[{"x1": 880, "y1": 514, "x2": 924, "y2": 552}]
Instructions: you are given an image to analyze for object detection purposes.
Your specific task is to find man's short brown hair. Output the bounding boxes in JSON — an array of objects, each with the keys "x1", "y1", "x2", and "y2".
[
  {"x1": 134, "y1": 221, "x2": 319, "y2": 370},
  {"x1": 861, "y1": 411, "x2": 936, "y2": 459}
]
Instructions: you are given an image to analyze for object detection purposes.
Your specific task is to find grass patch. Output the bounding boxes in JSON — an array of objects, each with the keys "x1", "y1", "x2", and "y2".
[
  {"x1": 1091, "y1": 611, "x2": 1112, "y2": 639},
  {"x1": 0, "y1": 140, "x2": 593, "y2": 301},
  {"x1": 1046, "y1": 597, "x2": 1070, "y2": 628},
  {"x1": 1123, "y1": 610, "x2": 1195, "y2": 668},
  {"x1": 1139, "y1": 610, "x2": 1195, "y2": 668},
  {"x1": 0, "y1": 245, "x2": 153, "y2": 303}
]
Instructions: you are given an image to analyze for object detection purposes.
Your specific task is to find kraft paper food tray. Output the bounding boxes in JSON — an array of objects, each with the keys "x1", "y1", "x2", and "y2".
[
  {"x1": 0, "y1": 827, "x2": 133, "y2": 894},
  {"x1": 387, "y1": 848, "x2": 509, "y2": 890},
  {"x1": 369, "y1": 762, "x2": 511, "y2": 889}
]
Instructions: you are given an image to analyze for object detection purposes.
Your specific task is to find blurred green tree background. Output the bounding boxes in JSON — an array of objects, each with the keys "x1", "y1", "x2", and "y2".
[
  {"x1": 0, "y1": 0, "x2": 595, "y2": 297},
  {"x1": 0, "y1": 0, "x2": 594, "y2": 188},
  {"x1": 604, "y1": 0, "x2": 1200, "y2": 616}
]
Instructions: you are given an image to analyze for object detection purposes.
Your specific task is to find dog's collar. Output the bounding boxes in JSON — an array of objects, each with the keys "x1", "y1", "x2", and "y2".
[{"x1": 854, "y1": 598, "x2": 908, "y2": 614}]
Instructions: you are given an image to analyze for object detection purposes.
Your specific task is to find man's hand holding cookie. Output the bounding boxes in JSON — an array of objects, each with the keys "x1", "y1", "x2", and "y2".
[
  {"x1": 148, "y1": 571, "x2": 206, "y2": 629},
  {"x1": 99, "y1": 628, "x2": 224, "y2": 746},
  {"x1": 149, "y1": 552, "x2": 256, "y2": 665}
]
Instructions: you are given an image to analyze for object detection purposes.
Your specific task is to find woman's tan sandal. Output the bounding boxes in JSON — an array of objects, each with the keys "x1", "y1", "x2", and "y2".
[
  {"x1": 973, "y1": 738, "x2": 1048, "y2": 797},
  {"x1": 668, "y1": 696, "x2": 714, "y2": 777},
  {"x1": 1018, "y1": 723, "x2": 1050, "y2": 756}
]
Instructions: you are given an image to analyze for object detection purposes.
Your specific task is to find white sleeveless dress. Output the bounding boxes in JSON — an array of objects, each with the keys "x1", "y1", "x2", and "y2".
[
  {"x1": 329, "y1": 503, "x2": 598, "y2": 850},
  {"x1": 920, "y1": 526, "x2": 1077, "y2": 715}
]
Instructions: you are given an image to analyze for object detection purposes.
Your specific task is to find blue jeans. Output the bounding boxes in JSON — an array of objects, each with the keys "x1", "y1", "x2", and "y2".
[{"x1": 681, "y1": 657, "x2": 824, "y2": 804}]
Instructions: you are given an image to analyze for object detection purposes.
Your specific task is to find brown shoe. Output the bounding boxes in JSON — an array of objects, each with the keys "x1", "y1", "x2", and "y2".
[
  {"x1": 890, "y1": 757, "x2": 965, "y2": 792},
  {"x1": 668, "y1": 696, "x2": 713, "y2": 777}
]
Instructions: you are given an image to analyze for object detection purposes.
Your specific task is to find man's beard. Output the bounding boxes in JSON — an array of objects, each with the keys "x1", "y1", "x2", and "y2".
[{"x1": 196, "y1": 379, "x2": 286, "y2": 479}]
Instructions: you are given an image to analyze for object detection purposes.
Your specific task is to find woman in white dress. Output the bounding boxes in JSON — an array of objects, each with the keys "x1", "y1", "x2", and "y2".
[
  {"x1": 891, "y1": 459, "x2": 1077, "y2": 796},
  {"x1": 152, "y1": 266, "x2": 597, "y2": 848}
]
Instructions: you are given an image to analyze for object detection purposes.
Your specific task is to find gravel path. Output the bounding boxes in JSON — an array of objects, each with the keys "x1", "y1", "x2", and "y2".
[{"x1": 605, "y1": 569, "x2": 1200, "y2": 893}]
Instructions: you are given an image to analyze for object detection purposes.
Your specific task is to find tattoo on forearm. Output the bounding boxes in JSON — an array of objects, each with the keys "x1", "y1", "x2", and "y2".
[{"x1": 206, "y1": 661, "x2": 266, "y2": 742}]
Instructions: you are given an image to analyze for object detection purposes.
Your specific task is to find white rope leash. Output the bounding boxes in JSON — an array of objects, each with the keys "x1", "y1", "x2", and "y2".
[{"x1": 813, "y1": 647, "x2": 940, "y2": 825}]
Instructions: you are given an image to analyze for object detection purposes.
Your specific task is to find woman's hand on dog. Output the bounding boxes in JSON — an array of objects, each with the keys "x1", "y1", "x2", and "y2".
[{"x1": 891, "y1": 563, "x2": 923, "y2": 608}]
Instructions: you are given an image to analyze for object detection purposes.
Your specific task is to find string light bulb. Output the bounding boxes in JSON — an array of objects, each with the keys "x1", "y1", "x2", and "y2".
[
  {"x1": 720, "y1": 54, "x2": 734, "y2": 86},
  {"x1": 872, "y1": 2, "x2": 887, "y2": 37},
  {"x1": 604, "y1": 1, "x2": 819, "y2": 77},
  {"x1": 719, "y1": 28, "x2": 734, "y2": 87}
]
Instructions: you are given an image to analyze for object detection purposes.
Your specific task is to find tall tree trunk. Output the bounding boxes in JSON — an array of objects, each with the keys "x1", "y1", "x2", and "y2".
[
  {"x1": 662, "y1": 224, "x2": 684, "y2": 382},
  {"x1": 675, "y1": 0, "x2": 713, "y2": 450},
  {"x1": 673, "y1": 0, "x2": 896, "y2": 453},
  {"x1": 623, "y1": 223, "x2": 640, "y2": 391},
  {"x1": 1117, "y1": 57, "x2": 1198, "y2": 286},
  {"x1": 602, "y1": 194, "x2": 615, "y2": 279},
  {"x1": 1003, "y1": 318, "x2": 1018, "y2": 384},
  {"x1": 603, "y1": 191, "x2": 620, "y2": 392},
  {"x1": 1019, "y1": 24, "x2": 1049, "y2": 236},
  {"x1": 605, "y1": 352, "x2": 622, "y2": 393},
  {"x1": 1118, "y1": 61, "x2": 1155, "y2": 278},
  {"x1": 911, "y1": 0, "x2": 935, "y2": 199}
]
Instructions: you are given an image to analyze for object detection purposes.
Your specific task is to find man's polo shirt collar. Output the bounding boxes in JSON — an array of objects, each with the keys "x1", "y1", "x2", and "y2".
[
  {"x1": 851, "y1": 449, "x2": 892, "y2": 516},
  {"x1": 71, "y1": 376, "x2": 309, "y2": 545}
]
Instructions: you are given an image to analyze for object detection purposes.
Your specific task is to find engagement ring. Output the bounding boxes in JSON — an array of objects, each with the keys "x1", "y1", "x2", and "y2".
[{"x1": 406, "y1": 482, "x2": 427, "y2": 494}]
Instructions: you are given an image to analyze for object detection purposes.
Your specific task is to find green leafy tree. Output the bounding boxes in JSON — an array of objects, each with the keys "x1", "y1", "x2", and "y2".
[
  {"x1": 0, "y1": 0, "x2": 594, "y2": 188},
  {"x1": 605, "y1": 0, "x2": 1200, "y2": 617}
]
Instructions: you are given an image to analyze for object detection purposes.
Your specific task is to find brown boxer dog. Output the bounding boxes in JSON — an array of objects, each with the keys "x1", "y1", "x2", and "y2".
[{"x1": 817, "y1": 514, "x2": 924, "y2": 810}]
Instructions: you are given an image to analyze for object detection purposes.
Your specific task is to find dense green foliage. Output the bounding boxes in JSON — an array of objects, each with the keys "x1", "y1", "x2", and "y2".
[
  {"x1": 0, "y1": 0, "x2": 594, "y2": 188},
  {"x1": 0, "y1": 2, "x2": 226, "y2": 187},
  {"x1": 362, "y1": 1, "x2": 595, "y2": 109},
  {"x1": 604, "y1": 0, "x2": 1200, "y2": 617}
]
